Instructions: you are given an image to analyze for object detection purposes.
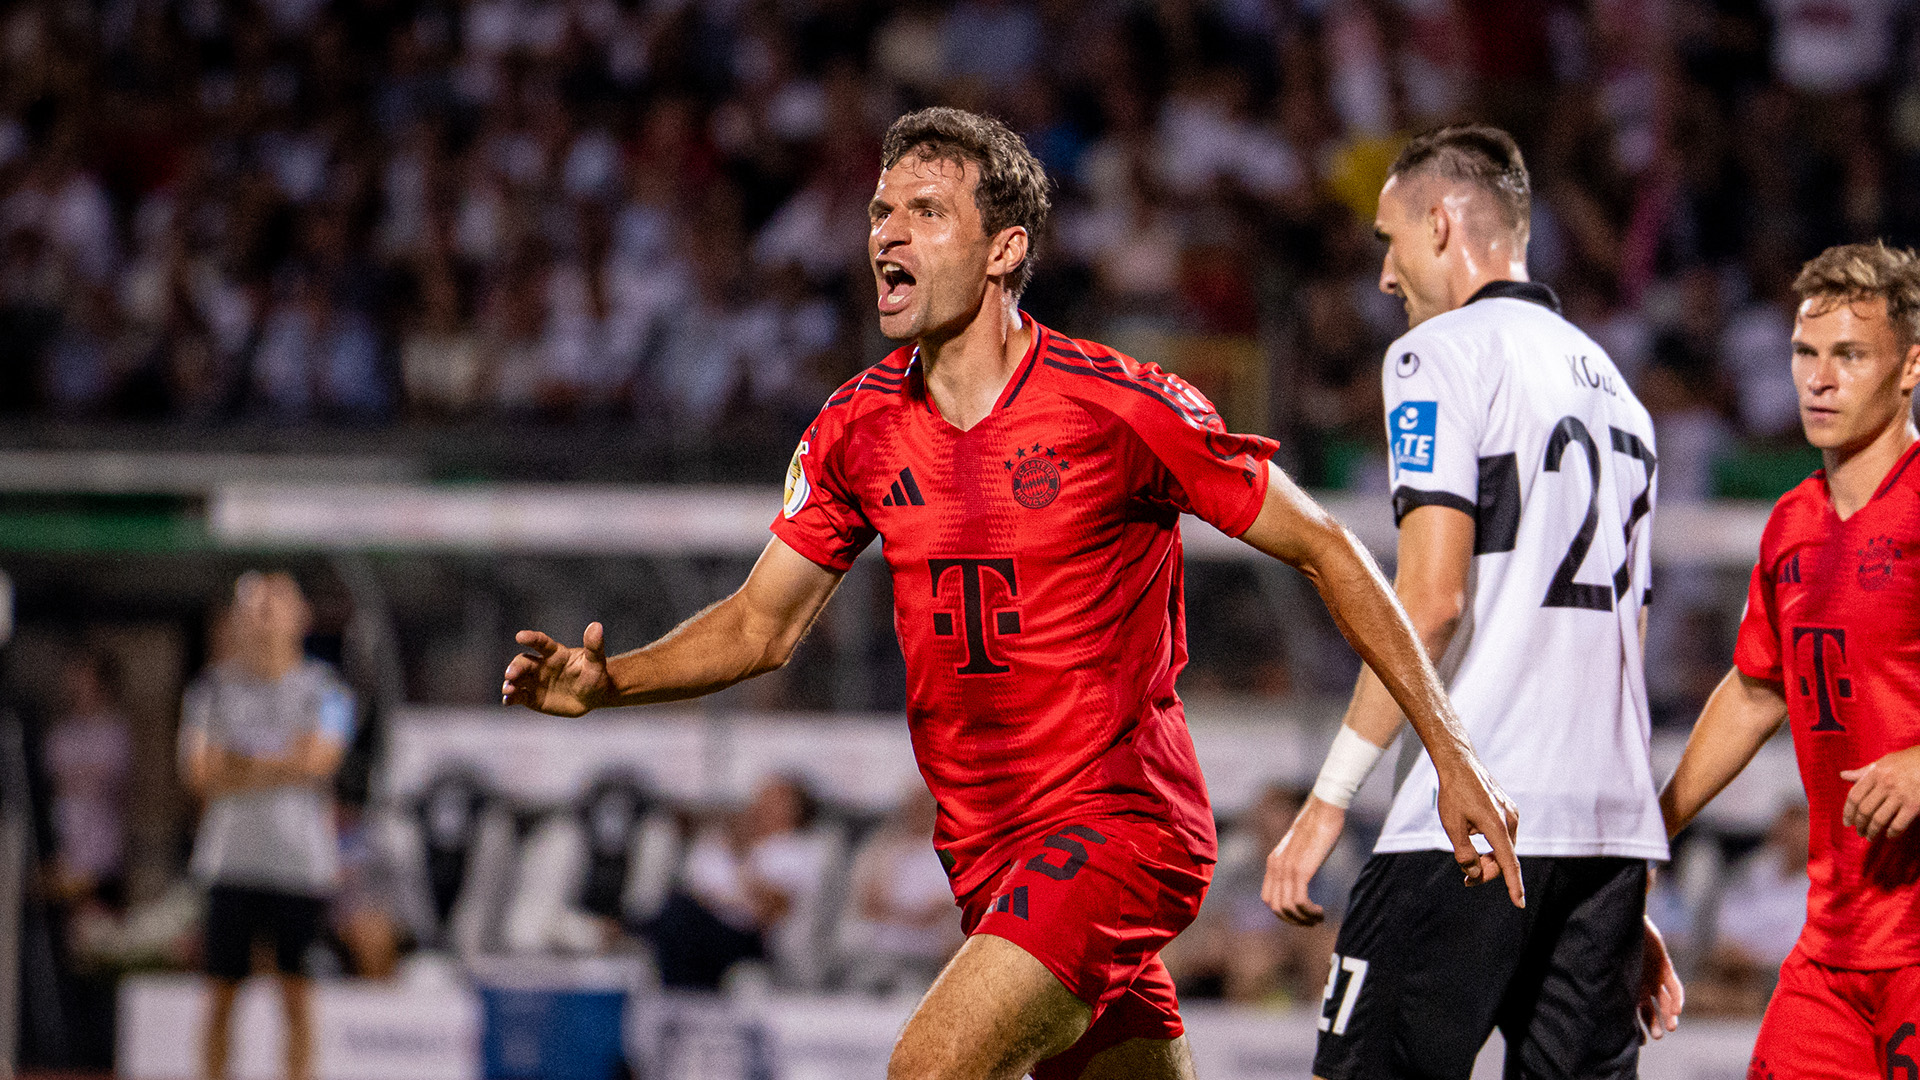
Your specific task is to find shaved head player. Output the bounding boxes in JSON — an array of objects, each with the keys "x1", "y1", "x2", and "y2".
[
  {"x1": 1661, "y1": 241, "x2": 1920, "y2": 1079},
  {"x1": 503, "y1": 107, "x2": 1520, "y2": 1080},
  {"x1": 1265, "y1": 125, "x2": 1681, "y2": 1080}
]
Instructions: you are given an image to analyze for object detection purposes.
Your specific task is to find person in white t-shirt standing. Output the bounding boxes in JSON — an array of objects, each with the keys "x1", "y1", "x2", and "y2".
[
  {"x1": 180, "y1": 572, "x2": 353, "y2": 1080},
  {"x1": 1262, "y1": 124, "x2": 1685, "y2": 1080}
]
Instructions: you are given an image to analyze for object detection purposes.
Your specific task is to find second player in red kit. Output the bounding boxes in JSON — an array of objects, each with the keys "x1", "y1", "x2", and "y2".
[
  {"x1": 1662, "y1": 241, "x2": 1920, "y2": 1079},
  {"x1": 505, "y1": 108, "x2": 1522, "y2": 1080}
]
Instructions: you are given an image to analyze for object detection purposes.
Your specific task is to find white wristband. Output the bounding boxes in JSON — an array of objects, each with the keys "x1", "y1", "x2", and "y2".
[{"x1": 1311, "y1": 725, "x2": 1387, "y2": 810}]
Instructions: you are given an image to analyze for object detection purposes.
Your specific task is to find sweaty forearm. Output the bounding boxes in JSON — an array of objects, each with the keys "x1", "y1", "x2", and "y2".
[
  {"x1": 1339, "y1": 592, "x2": 1463, "y2": 749},
  {"x1": 1297, "y1": 523, "x2": 1474, "y2": 771},
  {"x1": 1660, "y1": 668, "x2": 1787, "y2": 837},
  {"x1": 603, "y1": 593, "x2": 807, "y2": 706}
]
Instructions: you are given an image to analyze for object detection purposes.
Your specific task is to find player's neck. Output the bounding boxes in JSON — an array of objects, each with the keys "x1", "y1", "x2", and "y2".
[
  {"x1": 1447, "y1": 258, "x2": 1529, "y2": 313},
  {"x1": 919, "y1": 299, "x2": 1031, "y2": 432},
  {"x1": 1824, "y1": 413, "x2": 1918, "y2": 519}
]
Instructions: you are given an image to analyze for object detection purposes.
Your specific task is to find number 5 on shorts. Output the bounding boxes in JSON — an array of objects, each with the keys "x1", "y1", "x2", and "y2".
[{"x1": 1318, "y1": 953, "x2": 1369, "y2": 1036}]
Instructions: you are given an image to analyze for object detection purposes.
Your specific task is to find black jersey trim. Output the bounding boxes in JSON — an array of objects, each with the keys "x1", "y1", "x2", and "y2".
[
  {"x1": 1391, "y1": 486, "x2": 1476, "y2": 526},
  {"x1": 1074, "y1": 352, "x2": 1215, "y2": 420},
  {"x1": 826, "y1": 366, "x2": 909, "y2": 405},
  {"x1": 999, "y1": 329, "x2": 1047, "y2": 410},
  {"x1": 1474, "y1": 454, "x2": 1522, "y2": 554},
  {"x1": 1874, "y1": 439, "x2": 1920, "y2": 500},
  {"x1": 1042, "y1": 359, "x2": 1200, "y2": 422},
  {"x1": 1465, "y1": 280, "x2": 1562, "y2": 314},
  {"x1": 1393, "y1": 462, "x2": 1521, "y2": 554},
  {"x1": 1044, "y1": 347, "x2": 1215, "y2": 425},
  {"x1": 825, "y1": 381, "x2": 903, "y2": 408}
]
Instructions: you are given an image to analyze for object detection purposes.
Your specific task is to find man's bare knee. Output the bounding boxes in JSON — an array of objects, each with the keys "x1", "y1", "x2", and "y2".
[{"x1": 889, "y1": 935, "x2": 1090, "y2": 1080}]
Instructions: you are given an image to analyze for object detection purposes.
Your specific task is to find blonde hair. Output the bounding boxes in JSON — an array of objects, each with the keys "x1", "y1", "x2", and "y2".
[{"x1": 1793, "y1": 241, "x2": 1920, "y2": 346}]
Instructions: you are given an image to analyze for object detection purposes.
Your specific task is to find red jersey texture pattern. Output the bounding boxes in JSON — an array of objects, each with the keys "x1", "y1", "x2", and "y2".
[
  {"x1": 771, "y1": 316, "x2": 1278, "y2": 896},
  {"x1": 1734, "y1": 440, "x2": 1920, "y2": 970}
]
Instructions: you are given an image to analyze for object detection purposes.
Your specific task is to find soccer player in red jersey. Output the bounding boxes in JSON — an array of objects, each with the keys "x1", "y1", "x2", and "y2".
[
  {"x1": 503, "y1": 107, "x2": 1521, "y2": 1080},
  {"x1": 1660, "y1": 241, "x2": 1920, "y2": 1079}
]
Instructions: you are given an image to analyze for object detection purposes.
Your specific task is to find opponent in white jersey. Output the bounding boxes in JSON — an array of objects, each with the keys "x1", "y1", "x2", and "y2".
[
  {"x1": 1264, "y1": 125, "x2": 1685, "y2": 1080},
  {"x1": 1373, "y1": 283, "x2": 1666, "y2": 859}
]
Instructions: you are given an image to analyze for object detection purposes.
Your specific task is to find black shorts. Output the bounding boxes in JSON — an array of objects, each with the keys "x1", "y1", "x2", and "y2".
[
  {"x1": 204, "y1": 885, "x2": 327, "y2": 981},
  {"x1": 1312, "y1": 851, "x2": 1647, "y2": 1080}
]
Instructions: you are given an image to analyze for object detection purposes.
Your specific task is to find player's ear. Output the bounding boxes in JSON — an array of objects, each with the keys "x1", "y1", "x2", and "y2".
[
  {"x1": 1901, "y1": 340, "x2": 1920, "y2": 394},
  {"x1": 988, "y1": 226, "x2": 1029, "y2": 284},
  {"x1": 1427, "y1": 202, "x2": 1450, "y2": 256}
]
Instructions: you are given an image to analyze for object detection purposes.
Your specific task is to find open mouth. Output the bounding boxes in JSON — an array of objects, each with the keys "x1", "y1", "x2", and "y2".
[{"x1": 877, "y1": 262, "x2": 916, "y2": 314}]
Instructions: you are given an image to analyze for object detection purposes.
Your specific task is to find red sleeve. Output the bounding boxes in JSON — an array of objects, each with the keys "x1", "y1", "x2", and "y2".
[
  {"x1": 1732, "y1": 556, "x2": 1781, "y2": 682},
  {"x1": 1127, "y1": 366, "x2": 1279, "y2": 537},
  {"x1": 769, "y1": 414, "x2": 876, "y2": 571}
]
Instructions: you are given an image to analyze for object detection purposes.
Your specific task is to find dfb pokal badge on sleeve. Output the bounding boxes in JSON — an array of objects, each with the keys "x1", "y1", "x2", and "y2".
[{"x1": 783, "y1": 441, "x2": 811, "y2": 518}]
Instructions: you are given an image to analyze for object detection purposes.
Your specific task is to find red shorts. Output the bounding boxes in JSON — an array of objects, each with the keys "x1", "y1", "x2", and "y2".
[
  {"x1": 1750, "y1": 943, "x2": 1920, "y2": 1079},
  {"x1": 958, "y1": 816, "x2": 1212, "y2": 1080}
]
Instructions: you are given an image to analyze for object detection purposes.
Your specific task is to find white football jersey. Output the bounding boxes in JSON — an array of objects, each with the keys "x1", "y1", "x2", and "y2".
[{"x1": 1373, "y1": 282, "x2": 1669, "y2": 861}]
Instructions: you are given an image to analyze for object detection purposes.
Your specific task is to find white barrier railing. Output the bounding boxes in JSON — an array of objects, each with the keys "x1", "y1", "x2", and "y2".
[
  {"x1": 387, "y1": 705, "x2": 1800, "y2": 831},
  {"x1": 209, "y1": 485, "x2": 1771, "y2": 567}
]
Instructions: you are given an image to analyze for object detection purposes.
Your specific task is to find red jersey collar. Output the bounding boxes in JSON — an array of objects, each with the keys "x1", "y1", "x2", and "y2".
[
  {"x1": 1813, "y1": 436, "x2": 1920, "y2": 513},
  {"x1": 911, "y1": 311, "x2": 1048, "y2": 422},
  {"x1": 1871, "y1": 437, "x2": 1920, "y2": 501}
]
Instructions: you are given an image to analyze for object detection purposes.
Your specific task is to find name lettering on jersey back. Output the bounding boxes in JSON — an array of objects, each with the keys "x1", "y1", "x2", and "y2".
[
  {"x1": 929, "y1": 558, "x2": 1021, "y2": 675},
  {"x1": 1390, "y1": 402, "x2": 1437, "y2": 473},
  {"x1": 1565, "y1": 355, "x2": 1622, "y2": 399},
  {"x1": 1791, "y1": 626, "x2": 1852, "y2": 732}
]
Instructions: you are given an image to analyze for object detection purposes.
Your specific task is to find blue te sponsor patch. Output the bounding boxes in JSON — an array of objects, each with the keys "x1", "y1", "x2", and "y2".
[{"x1": 1390, "y1": 401, "x2": 1438, "y2": 473}]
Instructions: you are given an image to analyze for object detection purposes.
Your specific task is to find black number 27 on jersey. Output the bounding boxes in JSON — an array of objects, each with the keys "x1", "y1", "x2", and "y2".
[{"x1": 1539, "y1": 416, "x2": 1656, "y2": 612}]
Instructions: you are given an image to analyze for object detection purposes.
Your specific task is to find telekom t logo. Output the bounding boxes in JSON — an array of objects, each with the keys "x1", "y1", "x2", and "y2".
[
  {"x1": 928, "y1": 558, "x2": 1020, "y2": 675},
  {"x1": 1791, "y1": 626, "x2": 1851, "y2": 732}
]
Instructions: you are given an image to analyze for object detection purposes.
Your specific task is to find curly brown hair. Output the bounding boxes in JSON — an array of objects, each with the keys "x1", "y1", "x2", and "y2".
[
  {"x1": 880, "y1": 107, "x2": 1052, "y2": 297},
  {"x1": 1793, "y1": 241, "x2": 1920, "y2": 346}
]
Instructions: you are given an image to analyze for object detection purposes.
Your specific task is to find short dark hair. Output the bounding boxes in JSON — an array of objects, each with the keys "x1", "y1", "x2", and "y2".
[
  {"x1": 1388, "y1": 124, "x2": 1531, "y2": 242},
  {"x1": 881, "y1": 107, "x2": 1052, "y2": 297},
  {"x1": 1793, "y1": 241, "x2": 1920, "y2": 347}
]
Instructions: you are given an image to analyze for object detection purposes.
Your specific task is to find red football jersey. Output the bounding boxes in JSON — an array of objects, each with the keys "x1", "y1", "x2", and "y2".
[
  {"x1": 771, "y1": 316, "x2": 1279, "y2": 895},
  {"x1": 1734, "y1": 440, "x2": 1920, "y2": 969}
]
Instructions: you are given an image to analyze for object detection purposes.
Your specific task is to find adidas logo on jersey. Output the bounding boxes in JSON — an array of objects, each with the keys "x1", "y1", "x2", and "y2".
[{"x1": 881, "y1": 467, "x2": 926, "y2": 507}]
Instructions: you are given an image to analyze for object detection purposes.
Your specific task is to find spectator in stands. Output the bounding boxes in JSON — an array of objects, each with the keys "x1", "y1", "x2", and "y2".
[
  {"x1": 501, "y1": 771, "x2": 679, "y2": 956},
  {"x1": 179, "y1": 572, "x2": 354, "y2": 1080},
  {"x1": 641, "y1": 773, "x2": 829, "y2": 990},
  {"x1": 33, "y1": 645, "x2": 134, "y2": 1071},
  {"x1": 1163, "y1": 784, "x2": 1350, "y2": 1004},
  {"x1": 40, "y1": 648, "x2": 131, "y2": 910},
  {"x1": 842, "y1": 785, "x2": 962, "y2": 996},
  {"x1": 1690, "y1": 799, "x2": 1812, "y2": 1017}
]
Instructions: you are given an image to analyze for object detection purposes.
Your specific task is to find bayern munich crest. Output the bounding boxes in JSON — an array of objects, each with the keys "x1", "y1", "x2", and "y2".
[
  {"x1": 1858, "y1": 535, "x2": 1903, "y2": 591},
  {"x1": 1005, "y1": 443, "x2": 1070, "y2": 508}
]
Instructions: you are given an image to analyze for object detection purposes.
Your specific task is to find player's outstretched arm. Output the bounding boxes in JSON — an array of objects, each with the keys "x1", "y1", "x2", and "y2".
[
  {"x1": 502, "y1": 538, "x2": 843, "y2": 716},
  {"x1": 1263, "y1": 504, "x2": 1477, "y2": 924},
  {"x1": 1239, "y1": 463, "x2": 1523, "y2": 908},
  {"x1": 1658, "y1": 667, "x2": 1787, "y2": 837}
]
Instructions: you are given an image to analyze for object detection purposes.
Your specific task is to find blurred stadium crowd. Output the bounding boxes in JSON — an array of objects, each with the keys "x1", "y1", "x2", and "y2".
[{"x1": 3, "y1": 0, "x2": 1917, "y2": 483}]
